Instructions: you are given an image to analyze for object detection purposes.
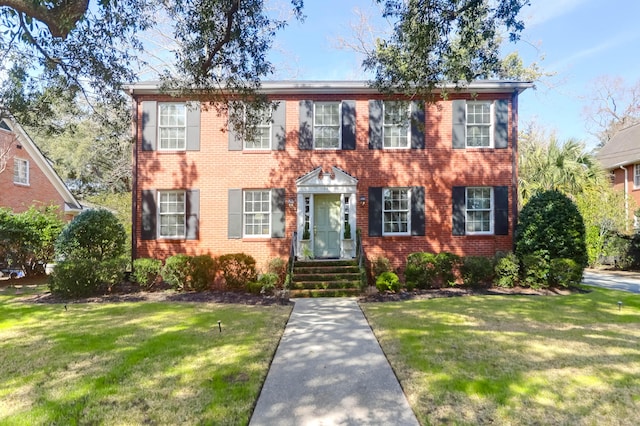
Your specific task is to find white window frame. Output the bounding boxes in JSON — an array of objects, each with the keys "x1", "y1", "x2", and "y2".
[
  {"x1": 158, "y1": 190, "x2": 186, "y2": 239},
  {"x1": 313, "y1": 101, "x2": 341, "y2": 149},
  {"x1": 244, "y1": 105, "x2": 272, "y2": 150},
  {"x1": 13, "y1": 158, "x2": 29, "y2": 185},
  {"x1": 243, "y1": 189, "x2": 271, "y2": 238},
  {"x1": 466, "y1": 187, "x2": 494, "y2": 235},
  {"x1": 634, "y1": 164, "x2": 640, "y2": 188},
  {"x1": 466, "y1": 101, "x2": 494, "y2": 148},
  {"x1": 158, "y1": 103, "x2": 186, "y2": 151},
  {"x1": 383, "y1": 101, "x2": 410, "y2": 149},
  {"x1": 382, "y1": 188, "x2": 411, "y2": 236}
]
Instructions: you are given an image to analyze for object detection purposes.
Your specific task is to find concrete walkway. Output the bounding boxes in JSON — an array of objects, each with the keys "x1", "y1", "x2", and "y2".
[{"x1": 250, "y1": 298, "x2": 419, "y2": 426}]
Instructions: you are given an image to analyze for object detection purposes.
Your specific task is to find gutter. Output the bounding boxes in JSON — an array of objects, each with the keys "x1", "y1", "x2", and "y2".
[
  {"x1": 130, "y1": 89, "x2": 138, "y2": 263},
  {"x1": 620, "y1": 165, "x2": 629, "y2": 231},
  {"x1": 511, "y1": 89, "x2": 519, "y2": 247}
]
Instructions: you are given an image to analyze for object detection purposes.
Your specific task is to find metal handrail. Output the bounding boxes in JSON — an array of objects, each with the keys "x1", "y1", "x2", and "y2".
[
  {"x1": 356, "y1": 229, "x2": 367, "y2": 289},
  {"x1": 288, "y1": 231, "x2": 297, "y2": 287}
]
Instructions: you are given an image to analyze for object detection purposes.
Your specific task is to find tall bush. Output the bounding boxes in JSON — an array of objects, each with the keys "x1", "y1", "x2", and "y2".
[
  {"x1": 405, "y1": 252, "x2": 439, "y2": 289},
  {"x1": 494, "y1": 252, "x2": 519, "y2": 288},
  {"x1": 218, "y1": 253, "x2": 257, "y2": 290},
  {"x1": 161, "y1": 254, "x2": 192, "y2": 291},
  {"x1": 460, "y1": 256, "x2": 494, "y2": 288},
  {"x1": 132, "y1": 258, "x2": 162, "y2": 289},
  {"x1": 55, "y1": 209, "x2": 126, "y2": 262}
]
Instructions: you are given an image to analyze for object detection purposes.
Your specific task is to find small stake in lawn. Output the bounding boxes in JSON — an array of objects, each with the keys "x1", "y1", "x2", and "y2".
[
  {"x1": 217, "y1": 320, "x2": 222, "y2": 332},
  {"x1": 618, "y1": 301, "x2": 622, "y2": 311}
]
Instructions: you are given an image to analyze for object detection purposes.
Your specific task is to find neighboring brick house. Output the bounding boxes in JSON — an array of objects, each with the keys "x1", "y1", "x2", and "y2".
[
  {"x1": 0, "y1": 117, "x2": 82, "y2": 220},
  {"x1": 128, "y1": 80, "x2": 532, "y2": 269},
  {"x1": 596, "y1": 122, "x2": 640, "y2": 226}
]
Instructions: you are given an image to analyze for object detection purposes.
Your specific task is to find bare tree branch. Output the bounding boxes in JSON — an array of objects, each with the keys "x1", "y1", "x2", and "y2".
[{"x1": 201, "y1": 0, "x2": 240, "y2": 75}]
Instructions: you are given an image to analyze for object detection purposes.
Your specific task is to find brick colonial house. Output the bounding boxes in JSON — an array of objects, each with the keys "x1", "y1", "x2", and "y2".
[
  {"x1": 0, "y1": 117, "x2": 82, "y2": 220},
  {"x1": 596, "y1": 123, "x2": 640, "y2": 227},
  {"x1": 128, "y1": 80, "x2": 532, "y2": 269}
]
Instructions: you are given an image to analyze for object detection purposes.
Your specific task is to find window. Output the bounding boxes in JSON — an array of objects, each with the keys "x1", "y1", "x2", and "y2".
[
  {"x1": 466, "y1": 102, "x2": 492, "y2": 147},
  {"x1": 158, "y1": 191, "x2": 185, "y2": 238},
  {"x1": 314, "y1": 102, "x2": 340, "y2": 149},
  {"x1": 13, "y1": 158, "x2": 28, "y2": 185},
  {"x1": 159, "y1": 103, "x2": 186, "y2": 150},
  {"x1": 383, "y1": 102, "x2": 410, "y2": 148},
  {"x1": 383, "y1": 188, "x2": 410, "y2": 235},
  {"x1": 635, "y1": 164, "x2": 640, "y2": 188},
  {"x1": 244, "y1": 190, "x2": 271, "y2": 237},
  {"x1": 244, "y1": 107, "x2": 272, "y2": 150},
  {"x1": 466, "y1": 187, "x2": 493, "y2": 234}
]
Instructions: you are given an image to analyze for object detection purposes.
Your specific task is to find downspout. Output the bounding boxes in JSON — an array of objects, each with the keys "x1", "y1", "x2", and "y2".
[
  {"x1": 511, "y1": 89, "x2": 519, "y2": 248},
  {"x1": 620, "y1": 165, "x2": 629, "y2": 231},
  {"x1": 130, "y1": 89, "x2": 138, "y2": 264}
]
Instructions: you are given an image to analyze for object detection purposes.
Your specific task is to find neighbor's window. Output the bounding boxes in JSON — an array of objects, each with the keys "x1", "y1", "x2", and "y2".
[
  {"x1": 466, "y1": 102, "x2": 492, "y2": 147},
  {"x1": 634, "y1": 164, "x2": 640, "y2": 188},
  {"x1": 314, "y1": 102, "x2": 340, "y2": 149},
  {"x1": 158, "y1": 191, "x2": 185, "y2": 238},
  {"x1": 13, "y1": 158, "x2": 29, "y2": 185},
  {"x1": 244, "y1": 190, "x2": 271, "y2": 237},
  {"x1": 159, "y1": 103, "x2": 186, "y2": 150},
  {"x1": 244, "y1": 106, "x2": 272, "y2": 150},
  {"x1": 383, "y1": 101, "x2": 410, "y2": 148},
  {"x1": 466, "y1": 187, "x2": 493, "y2": 234},
  {"x1": 383, "y1": 188, "x2": 410, "y2": 235}
]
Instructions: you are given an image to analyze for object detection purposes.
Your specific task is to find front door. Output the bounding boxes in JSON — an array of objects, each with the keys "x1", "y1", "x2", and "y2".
[{"x1": 313, "y1": 194, "x2": 341, "y2": 258}]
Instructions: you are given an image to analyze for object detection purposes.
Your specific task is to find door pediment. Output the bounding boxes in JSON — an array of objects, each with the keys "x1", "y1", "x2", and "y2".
[{"x1": 296, "y1": 166, "x2": 358, "y2": 194}]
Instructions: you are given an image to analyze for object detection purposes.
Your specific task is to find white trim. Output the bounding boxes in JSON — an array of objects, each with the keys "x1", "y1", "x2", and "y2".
[
  {"x1": 465, "y1": 187, "x2": 494, "y2": 235},
  {"x1": 13, "y1": 157, "x2": 29, "y2": 185},
  {"x1": 243, "y1": 104, "x2": 272, "y2": 151},
  {"x1": 158, "y1": 102, "x2": 187, "y2": 151},
  {"x1": 382, "y1": 187, "x2": 411, "y2": 236},
  {"x1": 157, "y1": 190, "x2": 186, "y2": 239},
  {"x1": 465, "y1": 101, "x2": 494, "y2": 148},
  {"x1": 243, "y1": 189, "x2": 272, "y2": 238},
  {"x1": 313, "y1": 101, "x2": 342, "y2": 149},
  {"x1": 634, "y1": 164, "x2": 640, "y2": 189},
  {"x1": 382, "y1": 101, "x2": 411, "y2": 149}
]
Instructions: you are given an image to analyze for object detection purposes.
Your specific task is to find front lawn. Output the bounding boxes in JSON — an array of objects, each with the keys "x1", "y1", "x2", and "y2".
[
  {"x1": 0, "y1": 293, "x2": 291, "y2": 425},
  {"x1": 362, "y1": 287, "x2": 640, "y2": 425}
]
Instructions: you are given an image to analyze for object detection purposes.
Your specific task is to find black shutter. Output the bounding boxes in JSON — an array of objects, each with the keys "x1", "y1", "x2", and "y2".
[
  {"x1": 228, "y1": 189, "x2": 242, "y2": 239},
  {"x1": 494, "y1": 100, "x2": 509, "y2": 149},
  {"x1": 299, "y1": 100, "x2": 313, "y2": 150},
  {"x1": 411, "y1": 186, "x2": 425, "y2": 236},
  {"x1": 410, "y1": 101, "x2": 425, "y2": 149},
  {"x1": 368, "y1": 100, "x2": 383, "y2": 149},
  {"x1": 186, "y1": 189, "x2": 199, "y2": 240},
  {"x1": 186, "y1": 102, "x2": 200, "y2": 151},
  {"x1": 228, "y1": 103, "x2": 243, "y2": 151},
  {"x1": 452, "y1": 100, "x2": 466, "y2": 149},
  {"x1": 141, "y1": 101, "x2": 157, "y2": 151},
  {"x1": 452, "y1": 186, "x2": 466, "y2": 236},
  {"x1": 271, "y1": 188, "x2": 285, "y2": 238},
  {"x1": 494, "y1": 186, "x2": 509, "y2": 235},
  {"x1": 368, "y1": 187, "x2": 383, "y2": 237},
  {"x1": 272, "y1": 101, "x2": 286, "y2": 150},
  {"x1": 141, "y1": 189, "x2": 156, "y2": 240},
  {"x1": 342, "y1": 100, "x2": 356, "y2": 150}
]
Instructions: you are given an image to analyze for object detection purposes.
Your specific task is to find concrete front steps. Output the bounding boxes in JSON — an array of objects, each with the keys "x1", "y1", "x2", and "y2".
[{"x1": 290, "y1": 260, "x2": 363, "y2": 297}]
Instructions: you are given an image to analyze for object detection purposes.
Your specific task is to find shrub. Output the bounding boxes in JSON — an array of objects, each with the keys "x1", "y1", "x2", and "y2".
[
  {"x1": 162, "y1": 254, "x2": 192, "y2": 291},
  {"x1": 49, "y1": 258, "x2": 126, "y2": 298},
  {"x1": 494, "y1": 252, "x2": 519, "y2": 288},
  {"x1": 516, "y1": 190, "x2": 587, "y2": 269},
  {"x1": 56, "y1": 209, "x2": 126, "y2": 262},
  {"x1": 218, "y1": 253, "x2": 257, "y2": 290},
  {"x1": 267, "y1": 257, "x2": 287, "y2": 287},
  {"x1": 405, "y1": 252, "x2": 439, "y2": 289},
  {"x1": 376, "y1": 271, "x2": 401, "y2": 293},
  {"x1": 132, "y1": 258, "x2": 162, "y2": 289},
  {"x1": 549, "y1": 258, "x2": 583, "y2": 288},
  {"x1": 436, "y1": 252, "x2": 461, "y2": 286},
  {"x1": 372, "y1": 256, "x2": 392, "y2": 278},
  {"x1": 521, "y1": 251, "x2": 550, "y2": 289},
  {"x1": 190, "y1": 254, "x2": 216, "y2": 292},
  {"x1": 255, "y1": 272, "x2": 279, "y2": 295},
  {"x1": 460, "y1": 256, "x2": 494, "y2": 288}
]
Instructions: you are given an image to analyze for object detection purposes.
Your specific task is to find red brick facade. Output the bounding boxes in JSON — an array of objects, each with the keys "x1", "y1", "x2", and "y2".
[
  {"x1": 131, "y1": 81, "x2": 530, "y2": 270},
  {"x1": 0, "y1": 121, "x2": 80, "y2": 221}
]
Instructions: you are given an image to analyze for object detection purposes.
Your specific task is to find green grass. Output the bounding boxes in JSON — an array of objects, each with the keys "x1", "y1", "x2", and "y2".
[
  {"x1": 361, "y1": 287, "x2": 640, "y2": 425},
  {"x1": 0, "y1": 292, "x2": 291, "y2": 425}
]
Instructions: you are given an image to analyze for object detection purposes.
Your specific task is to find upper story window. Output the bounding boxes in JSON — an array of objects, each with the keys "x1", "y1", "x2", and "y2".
[
  {"x1": 383, "y1": 188, "x2": 411, "y2": 236},
  {"x1": 634, "y1": 164, "x2": 640, "y2": 188},
  {"x1": 383, "y1": 102, "x2": 410, "y2": 149},
  {"x1": 466, "y1": 102, "x2": 493, "y2": 147},
  {"x1": 244, "y1": 190, "x2": 271, "y2": 238},
  {"x1": 466, "y1": 187, "x2": 493, "y2": 234},
  {"x1": 158, "y1": 190, "x2": 185, "y2": 238},
  {"x1": 13, "y1": 158, "x2": 29, "y2": 185},
  {"x1": 159, "y1": 103, "x2": 186, "y2": 150},
  {"x1": 244, "y1": 107, "x2": 272, "y2": 150},
  {"x1": 314, "y1": 102, "x2": 341, "y2": 149}
]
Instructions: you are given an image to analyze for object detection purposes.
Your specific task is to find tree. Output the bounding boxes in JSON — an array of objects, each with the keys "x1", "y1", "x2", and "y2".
[
  {"x1": 365, "y1": 0, "x2": 530, "y2": 97},
  {"x1": 583, "y1": 76, "x2": 640, "y2": 146}
]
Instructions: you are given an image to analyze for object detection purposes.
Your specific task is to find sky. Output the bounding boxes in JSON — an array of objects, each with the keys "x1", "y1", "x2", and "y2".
[{"x1": 266, "y1": 0, "x2": 640, "y2": 150}]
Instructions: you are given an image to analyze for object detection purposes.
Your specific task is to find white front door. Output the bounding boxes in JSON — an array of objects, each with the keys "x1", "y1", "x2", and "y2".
[{"x1": 313, "y1": 194, "x2": 341, "y2": 258}]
